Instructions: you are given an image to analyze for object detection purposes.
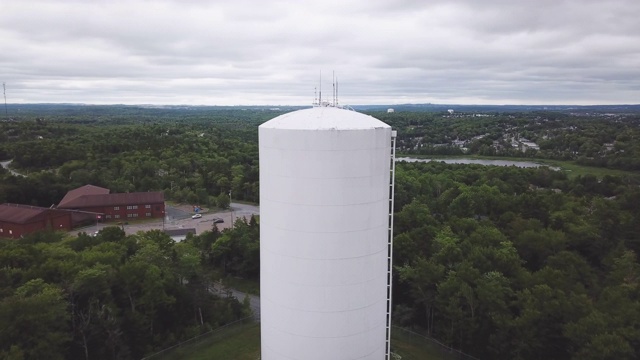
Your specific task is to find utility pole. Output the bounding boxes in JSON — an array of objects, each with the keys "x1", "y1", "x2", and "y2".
[{"x1": 229, "y1": 191, "x2": 234, "y2": 228}]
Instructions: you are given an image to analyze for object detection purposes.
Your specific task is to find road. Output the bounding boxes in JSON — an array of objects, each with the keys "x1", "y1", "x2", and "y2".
[
  {"x1": 73, "y1": 202, "x2": 260, "y2": 236},
  {"x1": 210, "y1": 282, "x2": 261, "y2": 320},
  {"x1": 0, "y1": 159, "x2": 25, "y2": 177},
  {"x1": 165, "y1": 202, "x2": 259, "y2": 235},
  {"x1": 229, "y1": 202, "x2": 260, "y2": 220}
]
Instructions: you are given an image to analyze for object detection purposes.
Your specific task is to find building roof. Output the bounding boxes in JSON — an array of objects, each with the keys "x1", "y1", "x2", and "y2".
[
  {"x1": 260, "y1": 107, "x2": 390, "y2": 131},
  {"x1": 58, "y1": 185, "x2": 110, "y2": 208},
  {"x1": 0, "y1": 203, "x2": 49, "y2": 224},
  {"x1": 58, "y1": 192, "x2": 164, "y2": 209}
]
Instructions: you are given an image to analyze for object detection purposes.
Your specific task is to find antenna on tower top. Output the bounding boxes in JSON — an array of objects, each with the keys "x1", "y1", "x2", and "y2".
[
  {"x1": 319, "y1": 70, "x2": 322, "y2": 106},
  {"x1": 313, "y1": 71, "x2": 344, "y2": 108},
  {"x1": 2, "y1": 82, "x2": 7, "y2": 118},
  {"x1": 332, "y1": 71, "x2": 336, "y2": 106},
  {"x1": 336, "y1": 77, "x2": 339, "y2": 107}
]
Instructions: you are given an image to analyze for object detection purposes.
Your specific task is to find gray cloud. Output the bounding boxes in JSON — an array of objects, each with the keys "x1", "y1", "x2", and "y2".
[{"x1": 1, "y1": 0, "x2": 639, "y2": 105}]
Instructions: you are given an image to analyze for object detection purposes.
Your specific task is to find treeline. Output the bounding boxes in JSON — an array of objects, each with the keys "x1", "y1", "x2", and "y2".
[
  {"x1": 188, "y1": 215, "x2": 260, "y2": 282},
  {"x1": 0, "y1": 107, "x2": 284, "y2": 206},
  {"x1": 0, "y1": 227, "x2": 252, "y2": 360},
  {"x1": 392, "y1": 162, "x2": 640, "y2": 359}
]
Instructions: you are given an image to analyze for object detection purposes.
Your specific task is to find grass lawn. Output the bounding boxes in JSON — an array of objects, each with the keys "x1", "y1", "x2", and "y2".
[
  {"x1": 391, "y1": 328, "x2": 461, "y2": 360},
  {"x1": 231, "y1": 200, "x2": 259, "y2": 206},
  {"x1": 165, "y1": 201, "x2": 224, "y2": 214},
  {"x1": 531, "y1": 158, "x2": 637, "y2": 178},
  {"x1": 153, "y1": 322, "x2": 260, "y2": 360},
  {"x1": 154, "y1": 323, "x2": 455, "y2": 360}
]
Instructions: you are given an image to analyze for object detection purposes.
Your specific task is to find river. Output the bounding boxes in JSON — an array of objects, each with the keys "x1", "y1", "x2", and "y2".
[{"x1": 397, "y1": 157, "x2": 560, "y2": 170}]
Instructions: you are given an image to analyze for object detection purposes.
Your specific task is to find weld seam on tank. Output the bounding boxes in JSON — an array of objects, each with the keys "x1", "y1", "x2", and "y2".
[
  {"x1": 261, "y1": 198, "x2": 388, "y2": 207},
  {"x1": 262, "y1": 245, "x2": 387, "y2": 261},
  {"x1": 263, "y1": 321, "x2": 388, "y2": 339},
  {"x1": 265, "y1": 224, "x2": 387, "y2": 234},
  {"x1": 261, "y1": 298, "x2": 385, "y2": 315}
]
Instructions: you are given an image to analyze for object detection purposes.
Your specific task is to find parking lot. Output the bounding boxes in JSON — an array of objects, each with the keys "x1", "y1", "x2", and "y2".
[{"x1": 73, "y1": 202, "x2": 259, "y2": 237}]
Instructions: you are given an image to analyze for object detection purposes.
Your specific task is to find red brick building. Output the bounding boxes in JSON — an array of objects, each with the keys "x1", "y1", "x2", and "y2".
[
  {"x1": 0, "y1": 203, "x2": 73, "y2": 239},
  {"x1": 57, "y1": 185, "x2": 165, "y2": 222}
]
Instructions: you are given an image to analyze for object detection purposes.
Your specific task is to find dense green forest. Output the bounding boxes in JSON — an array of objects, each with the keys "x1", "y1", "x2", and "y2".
[
  {"x1": 392, "y1": 162, "x2": 640, "y2": 359},
  {"x1": 0, "y1": 224, "x2": 257, "y2": 360},
  {"x1": 0, "y1": 106, "x2": 287, "y2": 206},
  {"x1": 1, "y1": 105, "x2": 639, "y2": 359}
]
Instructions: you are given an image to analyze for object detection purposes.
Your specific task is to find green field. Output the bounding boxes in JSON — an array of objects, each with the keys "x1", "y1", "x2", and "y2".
[
  {"x1": 391, "y1": 328, "x2": 467, "y2": 360},
  {"x1": 152, "y1": 323, "x2": 459, "y2": 360},
  {"x1": 150, "y1": 322, "x2": 260, "y2": 360}
]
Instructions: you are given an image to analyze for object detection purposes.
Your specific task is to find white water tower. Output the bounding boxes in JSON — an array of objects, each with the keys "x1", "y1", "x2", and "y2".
[{"x1": 259, "y1": 106, "x2": 396, "y2": 359}]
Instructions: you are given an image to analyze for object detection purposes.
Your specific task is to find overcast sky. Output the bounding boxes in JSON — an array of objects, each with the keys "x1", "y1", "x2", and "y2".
[{"x1": 1, "y1": 0, "x2": 639, "y2": 105}]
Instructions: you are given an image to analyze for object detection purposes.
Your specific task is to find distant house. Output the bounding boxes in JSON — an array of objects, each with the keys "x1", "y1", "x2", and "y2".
[
  {"x1": 387, "y1": 108, "x2": 395, "y2": 113},
  {"x1": 164, "y1": 228, "x2": 196, "y2": 242},
  {"x1": 520, "y1": 140, "x2": 540, "y2": 152},
  {"x1": 452, "y1": 139, "x2": 466, "y2": 148},
  {"x1": 0, "y1": 203, "x2": 73, "y2": 239},
  {"x1": 58, "y1": 185, "x2": 165, "y2": 222}
]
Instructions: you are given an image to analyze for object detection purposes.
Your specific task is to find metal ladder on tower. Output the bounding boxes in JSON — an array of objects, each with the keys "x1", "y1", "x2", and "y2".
[{"x1": 385, "y1": 130, "x2": 397, "y2": 360}]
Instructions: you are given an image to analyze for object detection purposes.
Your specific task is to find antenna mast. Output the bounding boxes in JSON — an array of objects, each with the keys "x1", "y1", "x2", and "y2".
[
  {"x1": 313, "y1": 71, "x2": 343, "y2": 108},
  {"x1": 319, "y1": 71, "x2": 322, "y2": 106},
  {"x1": 2, "y1": 83, "x2": 7, "y2": 118},
  {"x1": 332, "y1": 71, "x2": 336, "y2": 106},
  {"x1": 336, "y1": 78, "x2": 339, "y2": 107}
]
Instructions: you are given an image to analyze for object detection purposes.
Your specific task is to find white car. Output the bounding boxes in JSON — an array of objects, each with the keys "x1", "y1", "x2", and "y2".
[{"x1": 192, "y1": 214, "x2": 202, "y2": 219}]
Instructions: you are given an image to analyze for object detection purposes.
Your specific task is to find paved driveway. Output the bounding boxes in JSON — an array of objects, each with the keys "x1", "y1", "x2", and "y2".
[
  {"x1": 73, "y1": 202, "x2": 260, "y2": 236},
  {"x1": 210, "y1": 282, "x2": 261, "y2": 320}
]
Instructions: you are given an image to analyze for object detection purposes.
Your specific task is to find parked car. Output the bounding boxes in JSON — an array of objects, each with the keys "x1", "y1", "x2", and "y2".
[
  {"x1": 213, "y1": 217, "x2": 224, "y2": 224},
  {"x1": 192, "y1": 214, "x2": 202, "y2": 219}
]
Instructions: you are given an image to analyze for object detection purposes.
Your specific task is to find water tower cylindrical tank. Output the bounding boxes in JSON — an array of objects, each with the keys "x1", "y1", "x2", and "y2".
[{"x1": 259, "y1": 107, "x2": 392, "y2": 360}]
